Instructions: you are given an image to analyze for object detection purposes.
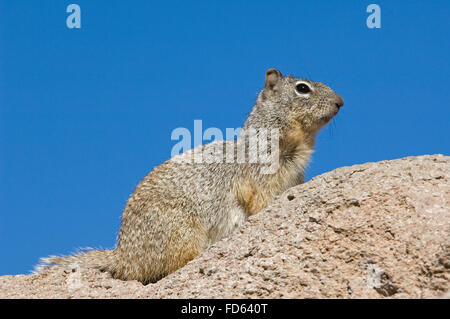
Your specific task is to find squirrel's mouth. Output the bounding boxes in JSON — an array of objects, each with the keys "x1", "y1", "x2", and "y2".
[
  {"x1": 320, "y1": 115, "x2": 333, "y2": 124},
  {"x1": 319, "y1": 106, "x2": 340, "y2": 124}
]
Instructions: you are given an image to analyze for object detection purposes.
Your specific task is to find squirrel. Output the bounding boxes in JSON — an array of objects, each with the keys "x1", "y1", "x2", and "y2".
[{"x1": 40, "y1": 68, "x2": 344, "y2": 284}]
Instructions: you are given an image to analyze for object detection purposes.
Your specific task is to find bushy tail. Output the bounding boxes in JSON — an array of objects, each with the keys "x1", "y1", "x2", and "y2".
[{"x1": 36, "y1": 248, "x2": 115, "y2": 273}]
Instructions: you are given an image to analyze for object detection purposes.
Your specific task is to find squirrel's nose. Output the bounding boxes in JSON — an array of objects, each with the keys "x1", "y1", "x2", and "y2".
[{"x1": 334, "y1": 94, "x2": 344, "y2": 108}]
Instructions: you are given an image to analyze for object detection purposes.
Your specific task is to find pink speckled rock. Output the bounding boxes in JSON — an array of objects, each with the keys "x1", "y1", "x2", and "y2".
[{"x1": 0, "y1": 155, "x2": 448, "y2": 298}]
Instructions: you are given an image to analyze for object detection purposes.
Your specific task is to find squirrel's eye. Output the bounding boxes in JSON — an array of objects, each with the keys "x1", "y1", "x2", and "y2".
[{"x1": 295, "y1": 83, "x2": 311, "y2": 94}]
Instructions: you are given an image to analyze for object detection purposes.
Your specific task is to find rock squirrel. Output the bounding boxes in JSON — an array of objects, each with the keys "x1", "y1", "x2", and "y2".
[{"x1": 40, "y1": 68, "x2": 344, "y2": 284}]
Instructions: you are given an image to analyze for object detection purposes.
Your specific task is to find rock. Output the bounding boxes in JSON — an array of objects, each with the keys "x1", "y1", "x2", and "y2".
[{"x1": 0, "y1": 154, "x2": 448, "y2": 298}]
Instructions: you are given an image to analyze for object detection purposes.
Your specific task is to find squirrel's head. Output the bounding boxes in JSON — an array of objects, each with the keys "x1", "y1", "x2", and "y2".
[{"x1": 245, "y1": 68, "x2": 344, "y2": 136}]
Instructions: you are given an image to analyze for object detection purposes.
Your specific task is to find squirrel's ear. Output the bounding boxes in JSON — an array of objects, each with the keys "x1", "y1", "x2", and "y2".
[{"x1": 265, "y1": 68, "x2": 282, "y2": 90}]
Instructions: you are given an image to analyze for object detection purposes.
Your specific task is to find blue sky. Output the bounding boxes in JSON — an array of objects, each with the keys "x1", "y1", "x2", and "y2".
[{"x1": 0, "y1": 0, "x2": 449, "y2": 275}]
